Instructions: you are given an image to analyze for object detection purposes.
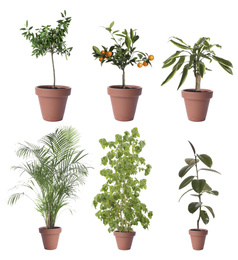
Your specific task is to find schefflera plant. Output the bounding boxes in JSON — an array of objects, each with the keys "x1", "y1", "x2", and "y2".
[
  {"x1": 178, "y1": 141, "x2": 220, "y2": 229},
  {"x1": 93, "y1": 127, "x2": 153, "y2": 233}
]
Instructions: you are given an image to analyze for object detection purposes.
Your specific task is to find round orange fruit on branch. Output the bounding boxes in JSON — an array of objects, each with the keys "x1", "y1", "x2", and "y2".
[
  {"x1": 99, "y1": 57, "x2": 103, "y2": 62},
  {"x1": 143, "y1": 61, "x2": 148, "y2": 67},
  {"x1": 106, "y1": 51, "x2": 112, "y2": 57},
  {"x1": 137, "y1": 62, "x2": 143, "y2": 68},
  {"x1": 148, "y1": 55, "x2": 154, "y2": 61},
  {"x1": 101, "y1": 50, "x2": 105, "y2": 55}
]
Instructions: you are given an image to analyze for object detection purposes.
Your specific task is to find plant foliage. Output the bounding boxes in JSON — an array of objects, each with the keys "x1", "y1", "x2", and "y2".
[
  {"x1": 178, "y1": 141, "x2": 220, "y2": 229},
  {"x1": 20, "y1": 10, "x2": 73, "y2": 88},
  {"x1": 93, "y1": 127, "x2": 153, "y2": 233},
  {"x1": 8, "y1": 126, "x2": 89, "y2": 229},
  {"x1": 161, "y1": 37, "x2": 233, "y2": 90},
  {"x1": 92, "y1": 22, "x2": 153, "y2": 88}
]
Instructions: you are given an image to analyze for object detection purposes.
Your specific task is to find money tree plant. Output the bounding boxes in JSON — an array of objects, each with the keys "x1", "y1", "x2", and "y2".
[
  {"x1": 20, "y1": 10, "x2": 73, "y2": 88},
  {"x1": 178, "y1": 141, "x2": 220, "y2": 230},
  {"x1": 93, "y1": 127, "x2": 153, "y2": 233},
  {"x1": 161, "y1": 37, "x2": 233, "y2": 90},
  {"x1": 92, "y1": 22, "x2": 154, "y2": 88}
]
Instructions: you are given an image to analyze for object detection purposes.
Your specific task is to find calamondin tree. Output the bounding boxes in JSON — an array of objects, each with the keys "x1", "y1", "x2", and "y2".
[
  {"x1": 92, "y1": 22, "x2": 154, "y2": 88},
  {"x1": 161, "y1": 37, "x2": 233, "y2": 90},
  {"x1": 21, "y1": 10, "x2": 73, "y2": 88},
  {"x1": 93, "y1": 127, "x2": 153, "y2": 233},
  {"x1": 178, "y1": 141, "x2": 220, "y2": 230}
]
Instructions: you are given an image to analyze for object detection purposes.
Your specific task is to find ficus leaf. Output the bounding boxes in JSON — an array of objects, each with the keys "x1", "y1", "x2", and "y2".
[
  {"x1": 192, "y1": 179, "x2": 206, "y2": 193},
  {"x1": 179, "y1": 176, "x2": 195, "y2": 189},
  {"x1": 199, "y1": 168, "x2": 221, "y2": 174},
  {"x1": 178, "y1": 164, "x2": 195, "y2": 178},
  {"x1": 185, "y1": 158, "x2": 199, "y2": 165},
  {"x1": 197, "y1": 154, "x2": 213, "y2": 168},
  {"x1": 188, "y1": 202, "x2": 201, "y2": 214},
  {"x1": 201, "y1": 210, "x2": 209, "y2": 224},
  {"x1": 203, "y1": 205, "x2": 215, "y2": 218}
]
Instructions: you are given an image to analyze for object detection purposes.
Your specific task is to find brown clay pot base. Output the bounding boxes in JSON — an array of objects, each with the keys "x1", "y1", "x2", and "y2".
[
  {"x1": 39, "y1": 226, "x2": 62, "y2": 250},
  {"x1": 189, "y1": 228, "x2": 208, "y2": 250}
]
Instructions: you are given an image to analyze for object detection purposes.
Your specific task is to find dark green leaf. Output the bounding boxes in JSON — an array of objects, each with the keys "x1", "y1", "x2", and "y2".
[
  {"x1": 162, "y1": 58, "x2": 176, "y2": 68},
  {"x1": 207, "y1": 190, "x2": 219, "y2": 196},
  {"x1": 199, "y1": 168, "x2": 221, "y2": 174},
  {"x1": 203, "y1": 206, "x2": 215, "y2": 218},
  {"x1": 163, "y1": 51, "x2": 182, "y2": 65},
  {"x1": 161, "y1": 69, "x2": 177, "y2": 86},
  {"x1": 178, "y1": 189, "x2": 193, "y2": 202},
  {"x1": 201, "y1": 210, "x2": 209, "y2": 224},
  {"x1": 179, "y1": 164, "x2": 195, "y2": 177},
  {"x1": 212, "y1": 55, "x2": 233, "y2": 67},
  {"x1": 177, "y1": 64, "x2": 189, "y2": 89},
  {"x1": 173, "y1": 56, "x2": 185, "y2": 71},
  {"x1": 188, "y1": 141, "x2": 196, "y2": 155},
  {"x1": 192, "y1": 179, "x2": 206, "y2": 193},
  {"x1": 125, "y1": 35, "x2": 131, "y2": 48},
  {"x1": 179, "y1": 176, "x2": 195, "y2": 189},
  {"x1": 217, "y1": 62, "x2": 233, "y2": 75},
  {"x1": 197, "y1": 154, "x2": 213, "y2": 168},
  {"x1": 203, "y1": 183, "x2": 212, "y2": 192},
  {"x1": 170, "y1": 40, "x2": 191, "y2": 50},
  {"x1": 198, "y1": 62, "x2": 206, "y2": 78},
  {"x1": 188, "y1": 202, "x2": 201, "y2": 213}
]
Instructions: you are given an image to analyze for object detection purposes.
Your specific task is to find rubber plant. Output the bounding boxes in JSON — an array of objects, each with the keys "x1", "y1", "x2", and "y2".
[
  {"x1": 93, "y1": 127, "x2": 153, "y2": 250},
  {"x1": 21, "y1": 10, "x2": 73, "y2": 121},
  {"x1": 178, "y1": 141, "x2": 220, "y2": 250},
  {"x1": 92, "y1": 22, "x2": 154, "y2": 121},
  {"x1": 8, "y1": 126, "x2": 90, "y2": 250},
  {"x1": 161, "y1": 37, "x2": 233, "y2": 121}
]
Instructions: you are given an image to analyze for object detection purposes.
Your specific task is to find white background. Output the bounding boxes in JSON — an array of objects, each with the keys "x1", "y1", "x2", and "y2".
[{"x1": 1, "y1": 0, "x2": 238, "y2": 259}]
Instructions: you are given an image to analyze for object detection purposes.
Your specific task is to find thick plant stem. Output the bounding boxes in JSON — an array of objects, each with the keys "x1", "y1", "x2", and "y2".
[
  {"x1": 51, "y1": 51, "x2": 56, "y2": 88},
  {"x1": 122, "y1": 68, "x2": 125, "y2": 88},
  {"x1": 195, "y1": 73, "x2": 201, "y2": 91}
]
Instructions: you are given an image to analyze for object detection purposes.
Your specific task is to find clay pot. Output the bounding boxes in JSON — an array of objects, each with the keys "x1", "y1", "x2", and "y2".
[
  {"x1": 189, "y1": 229, "x2": 208, "y2": 250},
  {"x1": 107, "y1": 85, "x2": 142, "y2": 121},
  {"x1": 35, "y1": 85, "x2": 71, "y2": 122},
  {"x1": 182, "y1": 89, "x2": 213, "y2": 122},
  {"x1": 39, "y1": 227, "x2": 62, "y2": 250},
  {"x1": 113, "y1": 231, "x2": 136, "y2": 250}
]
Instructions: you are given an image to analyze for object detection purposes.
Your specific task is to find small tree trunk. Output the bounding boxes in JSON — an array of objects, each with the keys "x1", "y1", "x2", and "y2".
[
  {"x1": 122, "y1": 68, "x2": 125, "y2": 88},
  {"x1": 51, "y1": 51, "x2": 56, "y2": 88},
  {"x1": 195, "y1": 73, "x2": 201, "y2": 91}
]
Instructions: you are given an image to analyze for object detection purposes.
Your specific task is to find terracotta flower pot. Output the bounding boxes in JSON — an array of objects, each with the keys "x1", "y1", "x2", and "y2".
[
  {"x1": 39, "y1": 227, "x2": 62, "y2": 250},
  {"x1": 189, "y1": 229, "x2": 208, "y2": 250},
  {"x1": 107, "y1": 85, "x2": 142, "y2": 121},
  {"x1": 113, "y1": 231, "x2": 136, "y2": 250},
  {"x1": 182, "y1": 89, "x2": 213, "y2": 122},
  {"x1": 35, "y1": 85, "x2": 71, "y2": 122}
]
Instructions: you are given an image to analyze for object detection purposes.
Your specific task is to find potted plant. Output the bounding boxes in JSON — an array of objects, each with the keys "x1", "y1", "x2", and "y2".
[
  {"x1": 21, "y1": 10, "x2": 73, "y2": 121},
  {"x1": 178, "y1": 141, "x2": 220, "y2": 250},
  {"x1": 92, "y1": 22, "x2": 154, "y2": 121},
  {"x1": 8, "y1": 126, "x2": 90, "y2": 250},
  {"x1": 161, "y1": 37, "x2": 233, "y2": 121},
  {"x1": 93, "y1": 127, "x2": 153, "y2": 250}
]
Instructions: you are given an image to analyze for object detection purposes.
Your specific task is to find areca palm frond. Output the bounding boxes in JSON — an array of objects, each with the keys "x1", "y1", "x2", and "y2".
[{"x1": 8, "y1": 126, "x2": 90, "y2": 228}]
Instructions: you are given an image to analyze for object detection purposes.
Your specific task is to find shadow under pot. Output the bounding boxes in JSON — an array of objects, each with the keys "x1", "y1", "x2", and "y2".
[
  {"x1": 35, "y1": 85, "x2": 71, "y2": 122},
  {"x1": 189, "y1": 229, "x2": 208, "y2": 250},
  {"x1": 114, "y1": 231, "x2": 136, "y2": 250},
  {"x1": 107, "y1": 85, "x2": 142, "y2": 121},
  {"x1": 39, "y1": 227, "x2": 62, "y2": 250},
  {"x1": 182, "y1": 89, "x2": 213, "y2": 122}
]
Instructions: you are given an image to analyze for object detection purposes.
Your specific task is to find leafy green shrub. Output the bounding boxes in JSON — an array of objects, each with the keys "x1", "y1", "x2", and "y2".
[
  {"x1": 178, "y1": 141, "x2": 220, "y2": 229},
  {"x1": 161, "y1": 37, "x2": 233, "y2": 90},
  {"x1": 93, "y1": 127, "x2": 153, "y2": 233},
  {"x1": 8, "y1": 126, "x2": 90, "y2": 229},
  {"x1": 21, "y1": 10, "x2": 73, "y2": 88},
  {"x1": 92, "y1": 22, "x2": 154, "y2": 88}
]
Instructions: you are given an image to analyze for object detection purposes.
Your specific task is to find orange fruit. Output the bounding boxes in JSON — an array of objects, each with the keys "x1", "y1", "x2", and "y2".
[
  {"x1": 99, "y1": 57, "x2": 103, "y2": 62},
  {"x1": 101, "y1": 50, "x2": 105, "y2": 55},
  {"x1": 137, "y1": 62, "x2": 143, "y2": 68},
  {"x1": 148, "y1": 55, "x2": 154, "y2": 61},
  {"x1": 106, "y1": 51, "x2": 112, "y2": 57},
  {"x1": 143, "y1": 61, "x2": 148, "y2": 67}
]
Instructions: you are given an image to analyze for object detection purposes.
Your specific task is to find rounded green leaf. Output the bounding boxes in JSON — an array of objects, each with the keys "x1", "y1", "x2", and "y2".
[
  {"x1": 188, "y1": 202, "x2": 201, "y2": 214},
  {"x1": 203, "y1": 206, "x2": 215, "y2": 218},
  {"x1": 185, "y1": 158, "x2": 199, "y2": 165},
  {"x1": 197, "y1": 154, "x2": 213, "y2": 168},
  {"x1": 178, "y1": 164, "x2": 195, "y2": 177},
  {"x1": 201, "y1": 210, "x2": 209, "y2": 224},
  {"x1": 179, "y1": 176, "x2": 194, "y2": 189},
  {"x1": 192, "y1": 179, "x2": 206, "y2": 193}
]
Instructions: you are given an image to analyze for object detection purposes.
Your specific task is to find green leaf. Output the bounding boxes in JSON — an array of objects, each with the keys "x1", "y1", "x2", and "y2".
[
  {"x1": 198, "y1": 62, "x2": 206, "y2": 78},
  {"x1": 93, "y1": 46, "x2": 101, "y2": 55},
  {"x1": 185, "y1": 158, "x2": 199, "y2": 165},
  {"x1": 178, "y1": 189, "x2": 193, "y2": 202},
  {"x1": 203, "y1": 206, "x2": 215, "y2": 218},
  {"x1": 199, "y1": 168, "x2": 221, "y2": 174},
  {"x1": 109, "y1": 21, "x2": 114, "y2": 29},
  {"x1": 212, "y1": 55, "x2": 233, "y2": 67},
  {"x1": 161, "y1": 69, "x2": 177, "y2": 86},
  {"x1": 192, "y1": 179, "x2": 206, "y2": 193},
  {"x1": 173, "y1": 56, "x2": 185, "y2": 71},
  {"x1": 177, "y1": 64, "x2": 189, "y2": 90},
  {"x1": 125, "y1": 35, "x2": 131, "y2": 48},
  {"x1": 202, "y1": 183, "x2": 212, "y2": 192},
  {"x1": 163, "y1": 51, "x2": 182, "y2": 65},
  {"x1": 179, "y1": 176, "x2": 195, "y2": 189},
  {"x1": 178, "y1": 164, "x2": 195, "y2": 178},
  {"x1": 171, "y1": 36, "x2": 188, "y2": 45},
  {"x1": 188, "y1": 202, "x2": 201, "y2": 213},
  {"x1": 217, "y1": 62, "x2": 233, "y2": 75},
  {"x1": 197, "y1": 154, "x2": 213, "y2": 168},
  {"x1": 162, "y1": 58, "x2": 176, "y2": 68},
  {"x1": 188, "y1": 141, "x2": 196, "y2": 155},
  {"x1": 207, "y1": 190, "x2": 219, "y2": 196},
  {"x1": 170, "y1": 39, "x2": 191, "y2": 50},
  {"x1": 201, "y1": 210, "x2": 209, "y2": 224}
]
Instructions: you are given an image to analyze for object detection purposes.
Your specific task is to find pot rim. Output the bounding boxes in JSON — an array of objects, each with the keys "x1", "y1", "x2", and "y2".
[
  {"x1": 39, "y1": 226, "x2": 62, "y2": 234},
  {"x1": 108, "y1": 85, "x2": 142, "y2": 89},
  {"x1": 113, "y1": 230, "x2": 136, "y2": 237},
  {"x1": 189, "y1": 229, "x2": 208, "y2": 236}
]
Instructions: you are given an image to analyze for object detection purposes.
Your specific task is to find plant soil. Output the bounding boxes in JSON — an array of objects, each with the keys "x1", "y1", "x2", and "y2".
[
  {"x1": 37, "y1": 86, "x2": 65, "y2": 89},
  {"x1": 184, "y1": 89, "x2": 210, "y2": 93},
  {"x1": 110, "y1": 86, "x2": 137, "y2": 90}
]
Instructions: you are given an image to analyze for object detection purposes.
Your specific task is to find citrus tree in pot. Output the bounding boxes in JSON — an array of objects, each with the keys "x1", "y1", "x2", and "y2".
[
  {"x1": 93, "y1": 128, "x2": 153, "y2": 250},
  {"x1": 178, "y1": 141, "x2": 220, "y2": 250},
  {"x1": 92, "y1": 22, "x2": 154, "y2": 121},
  {"x1": 8, "y1": 126, "x2": 90, "y2": 250},
  {"x1": 21, "y1": 10, "x2": 73, "y2": 121},
  {"x1": 161, "y1": 37, "x2": 233, "y2": 121}
]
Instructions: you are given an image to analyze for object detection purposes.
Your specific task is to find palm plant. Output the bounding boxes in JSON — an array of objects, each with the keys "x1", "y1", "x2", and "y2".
[{"x1": 8, "y1": 126, "x2": 89, "y2": 229}]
